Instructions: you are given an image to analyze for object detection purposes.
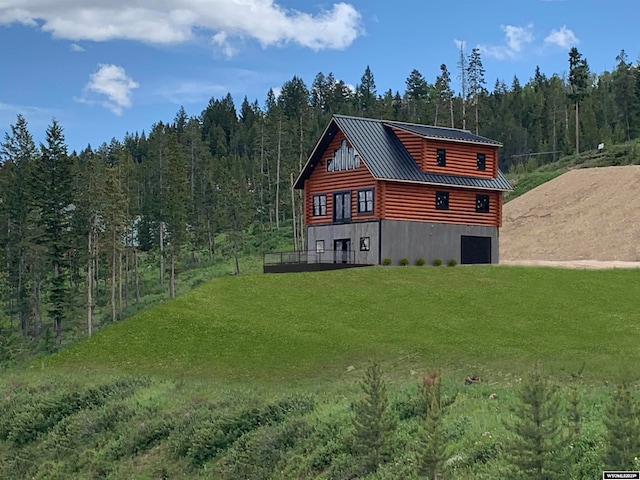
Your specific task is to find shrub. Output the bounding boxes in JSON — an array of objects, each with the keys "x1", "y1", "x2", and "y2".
[
  {"x1": 382, "y1": 258, "x2": 392, "y2": 266},
  {"x1": 432, "y1": 258, "x2": 442, "y2": 267},
  {"x1": 399, "y1": 257, "x2": 409, "y2": 266},
  {"x1": 416, "y1": 258, "x2": 426, "y2": 266},
  {"x1": 447, "y1": 259, "x2": 457, "y2": 267}
]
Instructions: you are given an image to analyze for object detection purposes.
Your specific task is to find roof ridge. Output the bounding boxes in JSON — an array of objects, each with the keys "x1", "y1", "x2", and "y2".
[{"x1": 385, "y1": 119, "x2": 473, "y2": 134}]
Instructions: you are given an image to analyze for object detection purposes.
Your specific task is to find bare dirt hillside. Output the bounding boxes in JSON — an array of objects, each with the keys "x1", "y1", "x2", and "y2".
[{"x1": 500, "y1": 166, "x2": 640, "y2": 263}]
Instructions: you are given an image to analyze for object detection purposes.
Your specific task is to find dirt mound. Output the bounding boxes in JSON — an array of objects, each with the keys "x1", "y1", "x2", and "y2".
[{"x1": 500, "y1": 166, "x2": 640, "y2": 262}]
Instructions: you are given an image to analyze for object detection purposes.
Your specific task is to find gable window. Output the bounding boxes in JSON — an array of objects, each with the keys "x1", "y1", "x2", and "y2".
[
  {"x1": 435, "y1": 191, "x2": 449, "y2": 210},
  {"x1": 313, "y1": 194, "x2": 326, "y2": 216},
  {"x1": 476, "y1": 194, "x2": 490, "y2": 213},
  {"x1": 477, "y1": 153, "x2": 486, "y2": 171},
  {"x1": 436, "y1": 149, "x2": 446, "y2": 167},
  {"x1": 333, "y1": 191, "x2": 351, "y2": 222},
  {"x1": 357, "y1": 189, "x2": 374, "y2": 214}
]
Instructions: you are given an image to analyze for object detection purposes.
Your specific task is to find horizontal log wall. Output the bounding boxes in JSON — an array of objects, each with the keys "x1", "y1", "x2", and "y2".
[
  {"x1": 383, "y1": 181, "x2": 502, "y2": 227},
  {"x1": 423, "y1": 139, "x2": 498, "y2": 178},
  {"x1": 304, "y1": 131, "x2": 378, "y2": 225}
]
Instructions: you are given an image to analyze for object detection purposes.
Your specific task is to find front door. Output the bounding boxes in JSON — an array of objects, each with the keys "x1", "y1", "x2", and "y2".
[{"x1": 334, "y1": 239, "x2": 351, "y2": 264}]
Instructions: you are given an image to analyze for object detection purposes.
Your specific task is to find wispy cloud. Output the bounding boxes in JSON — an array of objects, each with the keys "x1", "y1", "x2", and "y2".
[
  {"x1": 76, "y1": 64, "x2": 139, "y2": 115},
  {"x1": 479, "y1": 24, "x2": 534, "y2": 60},
  {"x1": 70, "y1": 43, "x2": 85, "y2": 52},
  {"x1": 157, "y1": 80, "x2": 229, "y2": 105},
  {"x1": 0, "y1": 1, "x2": 363, "y2": 55},
  {"x1": 544, "y1": 26, "x2": 579, "y2": 48}
]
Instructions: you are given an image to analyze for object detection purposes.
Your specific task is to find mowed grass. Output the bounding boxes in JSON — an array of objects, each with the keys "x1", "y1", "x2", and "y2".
[{"x1": 44, "y1": 266, "x2": 640, "y2": 382}]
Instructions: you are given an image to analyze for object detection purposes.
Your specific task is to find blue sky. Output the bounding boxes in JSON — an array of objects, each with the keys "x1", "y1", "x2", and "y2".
[{"x1": 1, "y1": 0, "x2": 638, "y2": 152}]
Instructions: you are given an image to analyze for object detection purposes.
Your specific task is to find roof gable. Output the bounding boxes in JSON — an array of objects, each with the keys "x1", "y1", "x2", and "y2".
[{"x1": 295, "y1": 115, "x2": 512, "y2": 191}]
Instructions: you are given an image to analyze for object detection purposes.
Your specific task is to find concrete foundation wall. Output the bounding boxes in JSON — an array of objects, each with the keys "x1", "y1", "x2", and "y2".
[
  {"x1": 380, "y1": 220, "x2": 498, "y2": 265},
  {"x1": 307, "y1": 222, "x2": 380, "y2": 265},
  {"x1": 306, "y1": 220, "x2": 498, "y2": 266}
]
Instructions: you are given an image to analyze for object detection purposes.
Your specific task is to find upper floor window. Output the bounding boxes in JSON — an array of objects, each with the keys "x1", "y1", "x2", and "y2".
[
  {"x1": 435, "y1": 191, "x2": 449, "y2": 210},
  {"x1": 333, "y1": 191, "x2": 351, "y2": 222},
  {"x1": 436, "y1": 149, "x2": 446, "y2": 167},
  {"x1": 357, "y1": 189, "x2": 374, "y2": 214},
  {"x1": 327, "y1": 140, "x2": 360, "y2": 172},
  {"x1": 477, "y1": 153, "x2": 486, "y2": 171},
  {"x1": 476, "y1": 194, "x2": 490, "y2": 213},
  {"x1": 313, "y1": 194, "x2": 326, "y2": 216}
]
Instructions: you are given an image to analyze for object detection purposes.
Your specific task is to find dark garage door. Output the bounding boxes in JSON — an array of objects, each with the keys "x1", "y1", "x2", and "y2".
[{"x1": 461, "y1": 236, "x2": 491, "y2": 264}]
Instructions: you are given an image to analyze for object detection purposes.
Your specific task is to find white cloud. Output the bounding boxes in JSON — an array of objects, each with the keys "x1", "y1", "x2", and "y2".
[
  {"x1": 0, "y1": 1, "x2": 362, "y2": 53},
  {"x1": 157, "y1": 80, "x2": 229, "y2": 105},
  {"x1": 479, "y1": 24, "x2": 534, "y2": 60},
  {"x1": 544, "y1": 26, "x2": 579, "y2": 48},
  {"x1": 77, "y1": 64, "x2": 139, "y2": 115},
  {"x1": 70, "y1": 43, "x2": 85, "y2": 52}
]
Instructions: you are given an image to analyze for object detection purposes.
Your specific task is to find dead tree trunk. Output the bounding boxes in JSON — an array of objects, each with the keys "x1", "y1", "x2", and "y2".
[{"x1": 87, "y1": 228, "x2": 93, "y2": 337}]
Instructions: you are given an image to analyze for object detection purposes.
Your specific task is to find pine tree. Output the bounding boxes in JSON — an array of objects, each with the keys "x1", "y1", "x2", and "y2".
[
  {"x1": 356, "y1": 65, "x2": 378, "y2": 115},
  {"x1": 603, "y1": 379, "x2": 640, "y2": 470},
  {"x1": 32, "y1": 120, "x2": 75, "y2": 345},
  {"x1": 352, "y1": 363, "x2": 397, "y2": 474},
  {"x1": 419, "y1": 371, "x2": 447, "y2": 480},
  {"x1": 504, "y1": 369, "x2": 566, "y2": 480},
  {"x1": 405, "y1": 69, "x2": 430, "y2": 121},
  {"x1": 434, "y1": 64, "x2": 454, "y2": 127},
  {"x1": 0, "y1": 115, "x2": 38, "y2": 336},
  {"x1": 467, "y1": 48, "x2": 487, "y2": 135},
  {"x1": 568, "y1": 47, "x2": 590, "y2": 155}
]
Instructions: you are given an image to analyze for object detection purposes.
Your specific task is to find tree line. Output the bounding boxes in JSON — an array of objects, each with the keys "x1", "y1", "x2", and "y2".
[{"x1": 1, "y1": 46, "x2": 640, "y2": 350}]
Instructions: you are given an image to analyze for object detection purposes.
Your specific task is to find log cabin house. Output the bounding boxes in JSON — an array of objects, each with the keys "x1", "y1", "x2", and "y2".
[{"x1": 293, "y1": 114, "x2": 512, "y2": 266}]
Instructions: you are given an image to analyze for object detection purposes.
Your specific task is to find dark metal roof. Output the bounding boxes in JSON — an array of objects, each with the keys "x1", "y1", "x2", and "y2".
[
  {"x1": 385, "y1": 121, "x2": 503, "y2": 146},
  {"x1": 294, "y1": 115, "x2": 512, "y2": 191}
]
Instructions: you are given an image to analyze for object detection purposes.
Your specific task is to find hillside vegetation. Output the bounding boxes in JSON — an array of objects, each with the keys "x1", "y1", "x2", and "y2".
[
  {"x1": 505, "y1": 137, "x2": 640, "y2": 201},
  {"x1": 3, "y1": 266, "x2": 639, "y2": 479}
]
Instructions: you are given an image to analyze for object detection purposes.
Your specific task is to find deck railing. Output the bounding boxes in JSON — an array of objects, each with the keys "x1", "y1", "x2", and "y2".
[{"x1": 263, "y1": 249, "x2": 356, "y2": 267}]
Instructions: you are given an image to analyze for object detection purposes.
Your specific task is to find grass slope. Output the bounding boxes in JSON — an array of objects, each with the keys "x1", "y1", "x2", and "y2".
[
  {"x1": 505, "y1": 138, "x2": 640, "y2": 201},
  {"x1": 46, "y1": 266, "x2": 640, "y2": 382}
]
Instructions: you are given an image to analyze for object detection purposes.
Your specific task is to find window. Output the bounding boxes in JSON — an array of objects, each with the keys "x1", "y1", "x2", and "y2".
[
  {"x1": 436, "y1": 148, "x2": 446, "y2": 167},
  {"x1": 313, "y1": 194, "x2": 326, "y2": 216},
  {"x1": 435, "y1": 191, "x2": 449, "y2": 210},
  {"x1": 476, "y1": 194, "x2": 490, "y2": 213},
  {"x1": 315, "y1": 240, "x2": 325, "y2": 253},
  {"x1": 360, "y1": 237, "x2": 370, "y2": 251},
  {"x1": 357, "y1": 189, "x2": 374, "y2": 214},
  {"x1": 333, "y1": 191, "x2": 351, "y2": 222},
  {"x1": 476, "y1": 153, "x2": 486, "y2": 171}
]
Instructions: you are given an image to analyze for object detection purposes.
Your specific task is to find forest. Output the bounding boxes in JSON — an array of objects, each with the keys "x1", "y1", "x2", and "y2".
[{"x1": 1, "y1": 46, "x2": 640, "y2": 356}]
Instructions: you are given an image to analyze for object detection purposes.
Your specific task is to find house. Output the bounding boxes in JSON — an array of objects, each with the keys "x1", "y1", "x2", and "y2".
[{"x1": 293, "y1": 115, "x2": 512, "y2": 266}]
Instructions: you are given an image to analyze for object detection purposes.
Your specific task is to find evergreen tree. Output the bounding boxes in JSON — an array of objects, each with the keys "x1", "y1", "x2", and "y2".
[
  {"x1": 504, "y1": 368, "x2": 566, "y2": 480},
  {"x1": 434, "y1": 64, "x2": 454, "y2": 127},
  {"x1": 352, "y1": 363, "x2": 397, "y2": 474},
  {"x1": 32, "y1": 120, "x2": 75, "y2": 345},
  {"x1": 405, "y1": 69, "x2": 430, "y2": 121},
  {"x1": 568, "y1": 47, "x2": 590, "y2": 155},
  {"x1": 356, "y1": 65, "x2": 378, "y2": 115},
  {"x1": 0, "y1": 115, "x2": 38, "y2": 335},
  {"x1": 419, "y1": 371, "x2": 447, "y2": 480},
  {"x1": 603, "y1": 379, "x2": 640, "y2": 470},
  {"x1": 467, "y1": 48, "x2": 487, "y2": 134}
]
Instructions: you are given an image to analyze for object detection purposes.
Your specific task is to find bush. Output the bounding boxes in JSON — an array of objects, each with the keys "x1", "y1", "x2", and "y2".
[
  {"x1": 399, "y1": 257, "x2": 409, "y2": 266},
  {"x1": 432, "y1": 259, "x2": 442, "y2": 267},
  {"x1": 416, "y1": 258, "x2": 426, "y2": 266},
  {"x1": 447, "y1": 259, "x2": 457, "y2": 267},
  {"x1": 382, "y1": 258, "x2": 392, "y2": 266}
]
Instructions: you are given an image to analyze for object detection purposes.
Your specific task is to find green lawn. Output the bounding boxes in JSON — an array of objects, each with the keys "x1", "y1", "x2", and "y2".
[{"x1": 45, "y1": 266, "x2": 640, "y2": 382}]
